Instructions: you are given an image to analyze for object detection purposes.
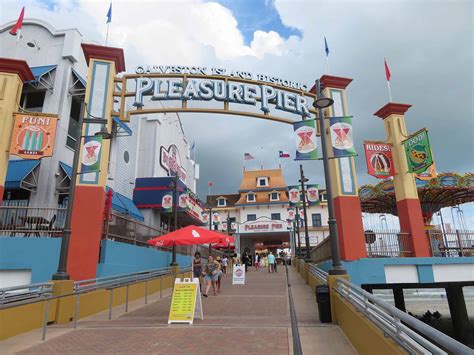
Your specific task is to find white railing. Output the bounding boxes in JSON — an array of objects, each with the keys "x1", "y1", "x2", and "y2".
[
  {"x1": 0, "y1": 206, "x2": 66, "y2": 237},
  {"x1": 336, "y1": 277, "x2": 472, "y2": 354},
  {"x1": 0, "y1": 282, "x2": 53, "y2": 305},
  {"x1": 309, "y1": 264, "x2": 328, "y2": 284}
]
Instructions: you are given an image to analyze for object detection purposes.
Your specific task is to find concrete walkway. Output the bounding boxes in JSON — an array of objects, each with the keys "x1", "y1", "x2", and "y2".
[{"x1": 2, "y1": 264, "x2": 355, "y2": 354}]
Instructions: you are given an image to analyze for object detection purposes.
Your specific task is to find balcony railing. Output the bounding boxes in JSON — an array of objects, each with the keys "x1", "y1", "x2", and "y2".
[
  {"x1": 365, "y1": 230, "x2": 412, "y2": 258},
  {"x1": 0, "y1": 206, "x2": 66, "y2": 237},
  {"x1": 427, "y1": 229, "x2": 474, "y2": 257}
]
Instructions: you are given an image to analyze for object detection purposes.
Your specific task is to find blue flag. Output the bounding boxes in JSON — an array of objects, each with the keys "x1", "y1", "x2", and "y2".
[
  {"x1": 324, "y1": 36, "x2": 329, "y2": 57},
  {"x1": 191, "y1": 141, "x2": 196, "y2": 150},
  {"x1": 106, "y1": 3, "x2": 112, "y2": 24}
]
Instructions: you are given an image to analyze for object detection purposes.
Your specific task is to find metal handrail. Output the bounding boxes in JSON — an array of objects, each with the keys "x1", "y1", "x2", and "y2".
[
  {"x1": 0, "y1": 282, "x2": 53, "y2": 305},
  {"x1": 308, "y1": 264, "x2": 328, "y2": 284},
  {"x1": 336, "y1": 278, "x2": 472, "y2": 354}
]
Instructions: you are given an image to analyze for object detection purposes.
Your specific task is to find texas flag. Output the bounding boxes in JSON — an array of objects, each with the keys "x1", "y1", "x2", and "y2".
[
  {"x1": 9, "y1": 6, "x2": 25, "y2": 39},
  {"x1": 279, "y1": 150, "x2": 290, "y2": 158}
]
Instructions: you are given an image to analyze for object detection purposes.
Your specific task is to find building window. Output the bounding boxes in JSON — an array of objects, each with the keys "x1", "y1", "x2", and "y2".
[
  {"x1": 247, "y1": 214, "x2": 256, "y2": 221},
  {"x1": 217, "y1": 198, "x2": 226, "y2": 207},
  {"x1": 270, "y1": 192, "x2": 279, "y2": 201},
  {"x1": 257, "y1": 177, "x2": 269, "y2": 187},
  {"x1": 312, "y1": 213, "x2": 322, "y2": 227},
  {"x1": 21, "y1": 91, "x2": 46, "y2": 112},
  {"x1": 124, "y1": 151, "x2": 130, "y2": 163},
  {"x1": 321, "y1": 193, "x2": 327, "y2": 201},
  {"x1": 66, "y1": 98, "x2": 83, "y2": 149},
  {"x1": 271, "y1": 213, "x2": 281, "y2": 220},
  {"x1": 247, "y1": 193, "x2": 256, "y2": 202}
]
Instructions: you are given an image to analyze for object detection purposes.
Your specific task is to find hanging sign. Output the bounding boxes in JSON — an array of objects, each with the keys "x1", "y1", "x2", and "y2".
[
  {"x1": 202, "y1": 212, "x2": 209, "y2": 224},
  {"x1": 231, "y1": 222, "x2": 237, "y2": 230},
  {"x1": 80, "y1": 136, "x2": 103, "y2": 173},
  {"x1": 306, "y1": 184, "x2": 319, "y2": 204},
  {"x1": 212, "y1": 212, "x2": 220, "y2": 225},
  {"x1": 160, "y1": 145, "x2": 187, "y2": 182},
  {"x1": 222, "y1": 221, "x2": 228, "y2": 231},
  {"x1": 329, "y1": 116, "x2": 356, "y2": 157},
  {"x1": 168, "y1": 278, "x2": 203, "y2": 324},
  {"x1": 403, "y1": 129, "x2": 434, "y2": 174},
  {"x1": 179, "y1": 193, "x2": 189, "y2": 209},
  {"x1": 10, "y1": 113, "x2": 59, "y2": 159},
  {"x1": 363, "y1": 141, "x2": 396, "y2": 179},
  {"x1": 288, "y1": 185, "x2": 300, "y2": 204},
  {"x1": 232, "y1": 265, "x2": 246, "y2": 285},
  {"x1": 287, "y1": 208, "x2": 295, "y2": 220},
  {"x1": 293, "y1": 119, "x2": 319, "y2": 160},
  {"x1": 162, "y1": 194, "x2": 173, "y2": 212}
]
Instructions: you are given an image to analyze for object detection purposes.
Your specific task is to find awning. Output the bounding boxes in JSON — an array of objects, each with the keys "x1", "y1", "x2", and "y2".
[
  {"x1": 69, "y1": 68, "x2": 86, "y2": 97},
  {"x1": 28, "y1": 65, "x2": 57, "y2": 92},
  {"x1": 6, "y1": 160, "x2": 41, "y2": 190},
  {"x1": 59, "y1": 161, "x2": 72, "y2": 179},
  {"x1": 112, "y1": 116, "x2": 132, "y2": 137},
  {"x1": 106, "y1": 187, "x2": 144, "y2": 221}
]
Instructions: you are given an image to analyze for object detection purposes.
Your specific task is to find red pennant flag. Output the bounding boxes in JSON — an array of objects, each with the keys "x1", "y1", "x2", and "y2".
[
  {"x1": 384, "y1": 58, "x2": 391, "y2": 82},
  {"x1": 9, "y1": 6, "x2": 25, "y2": 36},
  {"x1": 208, "y1": 181, "x2": 213, "y2": 187}
]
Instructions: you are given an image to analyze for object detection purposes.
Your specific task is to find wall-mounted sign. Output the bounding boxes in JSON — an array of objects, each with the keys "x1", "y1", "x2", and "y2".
[
  {"x1": 363, "y1": 141, "x2": 395, "y2": 179},
  {"x1": 403, "y1": 129, "x2": 434, "y2": 174},
  {"x1": 160, "y1": 145, "x2": 187, "y2": 182},
  {"x1": 10, "y1": 113, "x2": 58, "y2": 159},
  {"x1": 242, "y1": 221, "x2": 285, "y2": 233},
  {"x1": 81, "y1": 136, "x2": 103, "y2": 173}
]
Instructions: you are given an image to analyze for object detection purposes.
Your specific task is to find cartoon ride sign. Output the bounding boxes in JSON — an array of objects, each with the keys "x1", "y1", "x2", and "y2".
[{"x1": 10, "y1": 113, "x2": 58, "y2": 159}]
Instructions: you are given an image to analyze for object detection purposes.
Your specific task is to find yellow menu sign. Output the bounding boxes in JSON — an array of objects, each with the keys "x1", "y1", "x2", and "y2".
[{"x1": 168, "y1": 278, "x2": 202, "y2": 324}]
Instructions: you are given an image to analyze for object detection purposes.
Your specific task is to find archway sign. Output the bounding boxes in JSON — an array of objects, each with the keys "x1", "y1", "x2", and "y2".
[{"x1": 112, "y1": 65, "x2": 318, "y2": 125}]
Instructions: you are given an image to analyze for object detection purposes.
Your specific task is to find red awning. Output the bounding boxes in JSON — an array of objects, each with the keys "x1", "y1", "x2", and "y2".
[{"x1": 147, "y1": 225, "x2": 230, "y2": 247}]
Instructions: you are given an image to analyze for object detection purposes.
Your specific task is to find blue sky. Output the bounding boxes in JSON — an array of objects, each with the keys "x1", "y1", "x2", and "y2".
[{"x1": 212, "y1": 0, "x2": 302, "y2": 44}]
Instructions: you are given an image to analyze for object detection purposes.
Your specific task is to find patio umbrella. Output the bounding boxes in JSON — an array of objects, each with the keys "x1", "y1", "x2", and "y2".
[
  {"x1": 211, "y1": 236, "x2": 235, "y2": 249},
  {"x1": 147, "y1": 225, "x2": 230, "y2": 247}
]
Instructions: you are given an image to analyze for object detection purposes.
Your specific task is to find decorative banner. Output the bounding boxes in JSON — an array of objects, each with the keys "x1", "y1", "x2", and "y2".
[
  {"x1": 287, "y1": 220, "x2": 293, "y2": 230},
  {"x1": 212, "y1": 212, "x2": 220, "y2": 225},
  {"x1": 299, "y1": 208, "x2": 304, "y2": 220},
  {"x1": 288, "y1": 185, "x2": 301, "y2": 205},
  {"x1": 201, "y1": 212, "x2": 209, "y2": 224},
  {"x1": 222, "y1": 222, "x2": 228, "y2": 231},
  {"x1": 306, "y1": 184, "x2": 319, "y2": 205},
  {"x1": 10, "y1": 113, "x2": 58, "y2": 159},
  {"x1": 403, "y1": 129, "x2": 434, "y2": 174},
  {"x1": 178, "y1": 193, "x2": 189, "y2": 209},
  {"x1": 329, "y1": 116, "x2": 356, "y2": 157},
  {"x1": 81, "y1": 136, "x2": 103, "y2": 173},
  {"x1": 363, "y1": 141, "x2": 396, "y2": 179},
  {"x1": 415, "y1": 163, "x2": 437, "y2": 181},
  {"x1": 231, "y1": 222, "x2": 237, "y2": 230},
  {"x1": 293, "y1": 119, "x2": 319, "y2": 160},
  {"x1": 162, "y1": 194, "x2": 173, "y2": 212},
  {"x1": 287, "y1": 208, "x2": 295, "y2": 221}
]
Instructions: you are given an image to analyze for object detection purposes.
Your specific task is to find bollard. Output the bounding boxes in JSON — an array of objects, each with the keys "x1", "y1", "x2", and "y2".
[
  {"x1": 74, "y1": 294, "x2": 80, "y2": 328},
  {"x1": 125, "y1": 285, "x2": 129, "y2": 313},
  {"x1": 108, "y1": 289, "x2": 114, "y2": 320},
  {"x1": 145, "y1": 280, "x2": 148, "y2": 304},
  {"x1": 41, "y1": 299, "x2": 50, "y2": 341}
]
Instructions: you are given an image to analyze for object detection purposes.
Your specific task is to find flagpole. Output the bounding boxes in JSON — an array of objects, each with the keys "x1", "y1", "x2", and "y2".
[
  {"x1": 105, "y1": 23, "x2": 110, "y2": 46},
  {"x1": 325, "y1": 56, "x2": 330, "y2": 74},
  {"x1": 387, "y1": 81, "x2": 393, "y2": 102}
]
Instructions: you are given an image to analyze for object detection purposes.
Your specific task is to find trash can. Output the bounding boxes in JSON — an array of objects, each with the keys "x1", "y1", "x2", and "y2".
[{"x1": 315, "y1": 285, "x2": 332, "y2": 323}]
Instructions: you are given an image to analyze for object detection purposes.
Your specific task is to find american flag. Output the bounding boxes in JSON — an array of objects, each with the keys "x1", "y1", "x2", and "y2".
[{"x1": 244, "y1": 153, "x2": 254, "y2": 160}]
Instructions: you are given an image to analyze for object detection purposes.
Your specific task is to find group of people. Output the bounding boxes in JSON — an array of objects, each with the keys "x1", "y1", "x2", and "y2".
[
  {"x1": 242, "y1": 251, "x2": 278, "y2": 273},
  {"x1": 192, "y1": 252, "x2": 229, "y2": 297}
]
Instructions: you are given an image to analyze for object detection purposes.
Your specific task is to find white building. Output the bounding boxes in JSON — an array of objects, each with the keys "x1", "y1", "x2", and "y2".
[
  {"x1": 0, "y1": 19, "x2": 200, "y2": 229},
  {"x1": 206, "y1": 168, "x2": 329, "y2": 256}
]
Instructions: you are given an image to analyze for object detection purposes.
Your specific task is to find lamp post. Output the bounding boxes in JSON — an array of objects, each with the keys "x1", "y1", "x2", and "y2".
[
  {"x1": 313, "y1": 80, "x2": 346, "y2": 275},
  {"x1": 299, "y1": 164, "x2": 311, "y2": 261},
  {"x1": 295, "y1": 205, "x2": 302, "y2": 258},
  {"x1": 206, "y1": 201, "x2": 213, "y2": 253},
  {"x1": 168, "y1": 172, "x2": 179, "y2": 266},
  {"x1": 52, "y1": 114, "x2": 111, "y2": 280},
  {"x1": 226, "y1": 212, "x2": 231, "y2": 256}
]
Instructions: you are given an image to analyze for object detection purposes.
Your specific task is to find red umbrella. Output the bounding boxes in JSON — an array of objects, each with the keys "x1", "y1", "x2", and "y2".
[
  {"x1": 211, "y1": 236, "x2": 235, "y2": 249},
  {"x1": 147, "y1": 225, "x2": 229, "y2": 247}
]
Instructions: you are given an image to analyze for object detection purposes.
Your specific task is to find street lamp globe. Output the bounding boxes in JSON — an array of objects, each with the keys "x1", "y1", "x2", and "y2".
[
  {"x1": 95, "y1": 127, "x2": 112, "y2": 140},
  {"x1": 313, "y1": 97, "x2": 334, "y2": 109}
]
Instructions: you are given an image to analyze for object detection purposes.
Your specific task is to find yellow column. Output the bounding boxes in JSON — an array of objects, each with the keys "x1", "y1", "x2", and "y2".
[
  {"x1": 318, "y1": 75, "x2": 367, "y2": 260},
  {"x1": 374, "y1": 103, "x2": 430, "y2": 256},
  {"x1": 0, "y1": 59, "x2": 34, "y2": 203}
]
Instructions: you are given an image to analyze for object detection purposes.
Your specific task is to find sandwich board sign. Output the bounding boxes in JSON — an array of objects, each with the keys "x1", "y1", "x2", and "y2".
[
  {"x1": 168, "y1": 278, "x2": 203, "y2": 324},
  {"x1": 232, "y1": 265, "x2": 246, "y2": 285}
]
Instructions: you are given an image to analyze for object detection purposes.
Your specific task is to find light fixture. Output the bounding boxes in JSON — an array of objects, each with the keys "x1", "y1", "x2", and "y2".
[
  {"x1": 95, "y1": 126, "x2": 112, "y2": 140},
  {"x1": 313, "y1": 96, "x2": 334, "y2": 109}
]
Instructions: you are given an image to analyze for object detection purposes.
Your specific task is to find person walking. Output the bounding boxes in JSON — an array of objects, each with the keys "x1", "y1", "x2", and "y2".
[
  {"x1": 254, "y1": 253, "x2": 260, "y2": 271},
  {"x1": 216, "y1": 256, "x2": 223, "y2": 293},
  {"x1": 203, "y1": 255, "x2": 220, "y2": 297},
  {"x1": 222, "y1": 255, "x2": 228, "y2": 275},
  {"x1": 267, "y1": 252, "x2": 276, "y2": 273},
  {"x1": 192, "y1": 251, "x2": 203, "y2": 291},
  {"x1": 242, "y1": 251, "x2": 249, "y2": 272}
]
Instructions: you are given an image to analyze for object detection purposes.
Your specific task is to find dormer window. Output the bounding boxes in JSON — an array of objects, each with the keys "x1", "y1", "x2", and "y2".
[
  {"x1": 257, "y1": 177, "x2": 269, "y2": 187},
  {"x1": 270, "y1": 192, "x2": 279, "y2": 201},
  {"x1": 247, "y1": 193, "x2": 256, "y2": 202},
  {"x1": 217, "y1": 198, "x2": 226, "y2": 207},
  {"x1": 321, "y1": 193, "x2": 327, "y2": 201}
]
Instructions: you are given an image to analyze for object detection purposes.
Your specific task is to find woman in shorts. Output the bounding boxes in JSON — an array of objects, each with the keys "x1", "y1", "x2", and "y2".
[
  {"x1": 203, "y1": 255, "x2": 220, "y2": 297},
  {"x1": 192, "y1": 252, "x2": 203, "y2": 291}
]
